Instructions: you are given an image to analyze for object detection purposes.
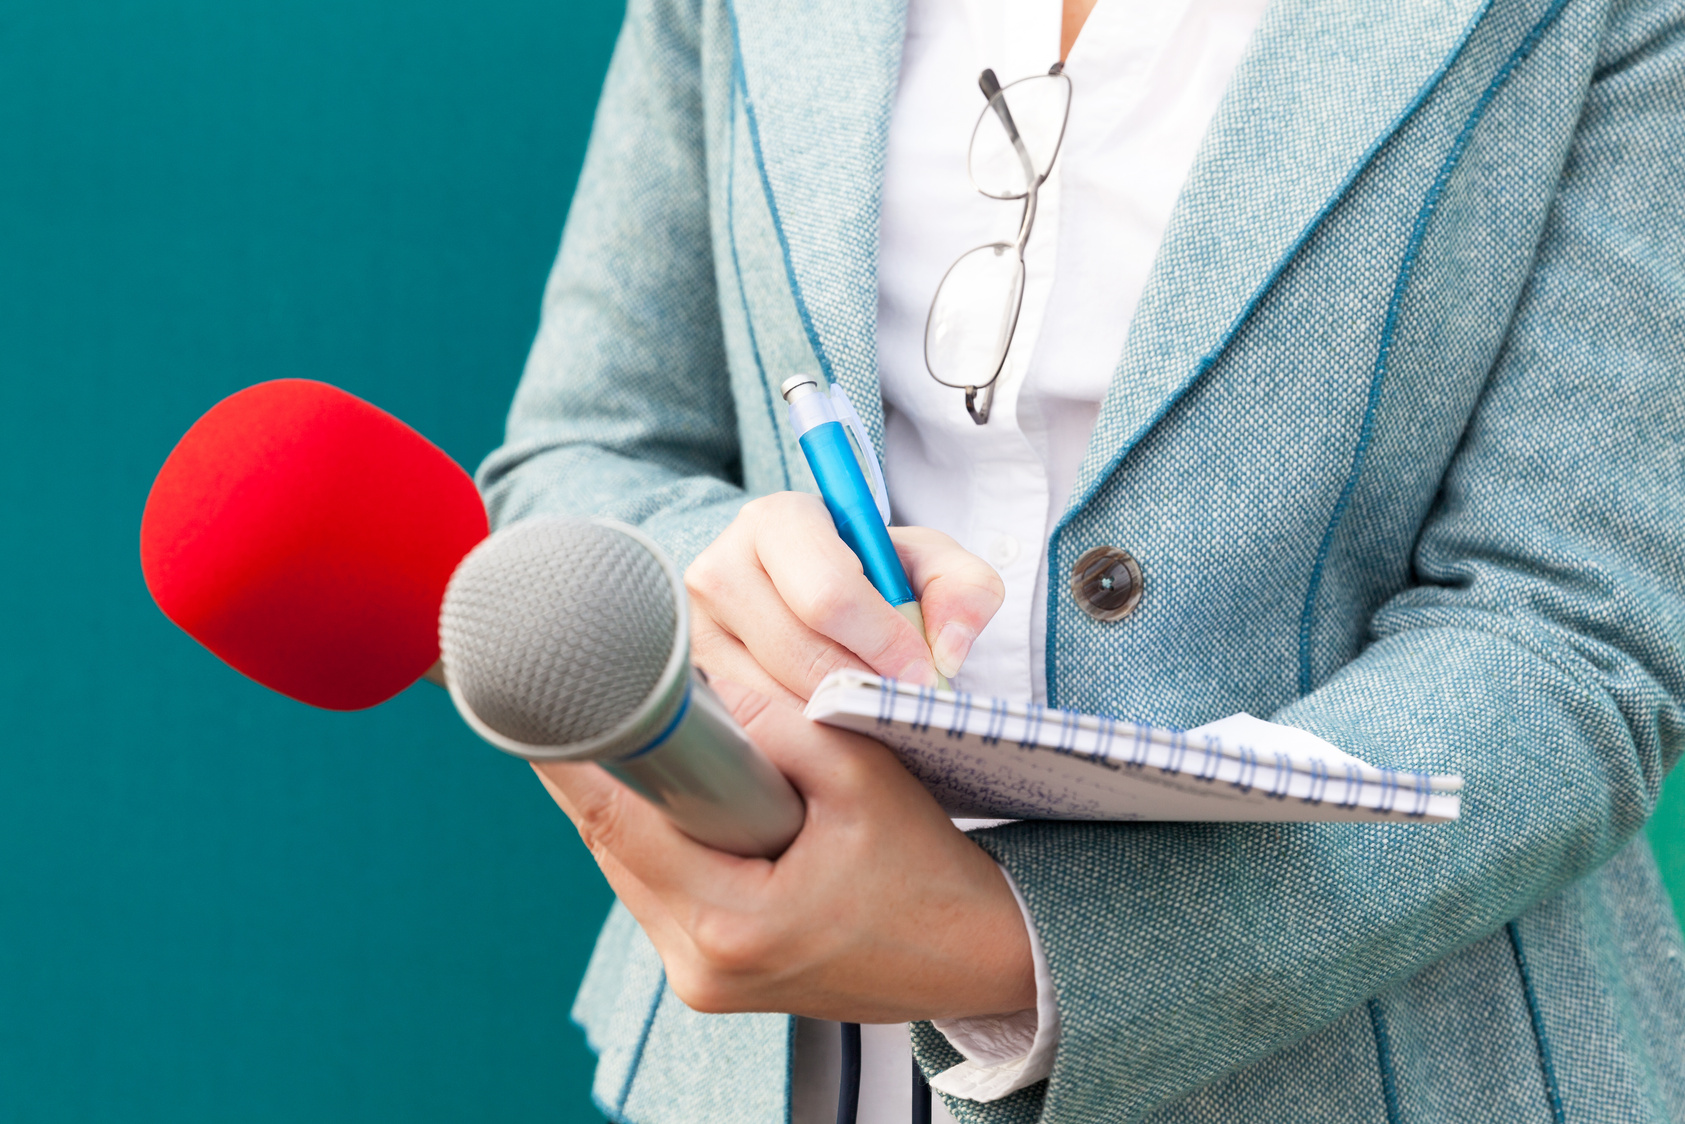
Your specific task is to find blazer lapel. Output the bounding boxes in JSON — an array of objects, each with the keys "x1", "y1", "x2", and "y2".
[
  {"x1": 728, "y1": 0, "x2": 908, "y2": 453},
  {"x1": 1061, "y1": 0, "x2": 1492, "y2": 522}
]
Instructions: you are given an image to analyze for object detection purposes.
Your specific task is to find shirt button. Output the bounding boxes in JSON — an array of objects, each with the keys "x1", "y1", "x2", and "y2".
[
  {"x1": 987, "y1": 534, "x2": 1021, "y2": 569},
  {"x1": 1070, "y1": 545, "x2": 1142, "y2": 621}
]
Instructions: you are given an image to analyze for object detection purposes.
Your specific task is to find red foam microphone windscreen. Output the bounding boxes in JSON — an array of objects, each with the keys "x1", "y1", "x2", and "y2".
[{"x1": 141, "y1": 379, "x2": 489, "y2": 710}]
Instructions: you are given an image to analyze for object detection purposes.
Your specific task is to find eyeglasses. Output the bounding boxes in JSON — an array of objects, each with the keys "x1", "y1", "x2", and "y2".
[{"x1": 923, "y1": 64, "x2": 1072, "y2": 425}]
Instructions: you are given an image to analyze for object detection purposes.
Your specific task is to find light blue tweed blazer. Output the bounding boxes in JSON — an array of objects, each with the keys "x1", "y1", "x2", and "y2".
[{"x1": 477, "y1": 0, "x2": 1685, "y2": 1115}]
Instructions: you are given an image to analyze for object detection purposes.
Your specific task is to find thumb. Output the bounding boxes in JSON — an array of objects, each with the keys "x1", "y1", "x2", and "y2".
[{"x1": 889, "y1": 526, "x2": 1005, "y2": 679}]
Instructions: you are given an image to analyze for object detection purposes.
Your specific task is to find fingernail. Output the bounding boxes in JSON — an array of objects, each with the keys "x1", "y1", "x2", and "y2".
[
  {"x1": 932, "y1": 622, "x2": 976, "y2": 680},
  {"x1": 896, "y1": 658, "x2": 940, "y2": 688}
]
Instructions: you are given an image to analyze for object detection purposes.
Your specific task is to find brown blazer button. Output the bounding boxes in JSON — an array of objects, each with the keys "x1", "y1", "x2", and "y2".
[{"x1": 1070, "y1": 546, "x2": 1142, "y2": 622}]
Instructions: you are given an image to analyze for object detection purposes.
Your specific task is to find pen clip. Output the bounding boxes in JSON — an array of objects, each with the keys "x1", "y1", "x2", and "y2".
[{"x1": 828, "y1": 385, "x2": 893, "y2": 526}]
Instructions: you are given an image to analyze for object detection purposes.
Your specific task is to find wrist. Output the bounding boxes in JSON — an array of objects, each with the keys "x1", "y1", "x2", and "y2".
[{"x1": 943, "y1": 860, "x2": 1037, "y2": 1017}]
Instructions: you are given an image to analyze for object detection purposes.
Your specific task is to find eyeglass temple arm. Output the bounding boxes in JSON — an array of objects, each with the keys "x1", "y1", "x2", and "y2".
[{"x1": 977, "y1": 69, "x2": 1038, "y2": 191}]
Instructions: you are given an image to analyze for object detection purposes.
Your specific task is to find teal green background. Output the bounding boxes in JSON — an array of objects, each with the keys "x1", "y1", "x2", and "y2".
[
  {"x1": 0, "y1": 0, "x2": 1681, "y2": 1121},
  {"x1": 0, "y1": 0, "x2": 623, "y2": 1120},
  {"x1": 1656, "y1": 775, "x2": 1685, "y2": 929}
]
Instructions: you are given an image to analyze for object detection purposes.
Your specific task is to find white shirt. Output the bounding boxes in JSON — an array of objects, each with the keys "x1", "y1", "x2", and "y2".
[{"x1": 795, "y1": 0, "x2": 1271, "y2": 1118}]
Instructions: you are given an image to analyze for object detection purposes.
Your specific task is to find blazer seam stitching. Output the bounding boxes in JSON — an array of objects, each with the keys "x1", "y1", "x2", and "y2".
[
  {"x1": 1297, "y1": 0, "x2": 1575, "y2": 697},
  {"x1": 1044, "y1": 0, "x2": 1494, "y2": 707},
  {"x1": 726, "y1": 79, "x2": 794, "y2": 491},
  {"x1": 593, "y1": 1090, "x2": 631, "y2": 1124},
  {"x1": 725, "y1": 5, "x2": 840, "y2": 400},
  {"x1": 614, "y1": 967, "x2": 668, "y2": 1117},
  {"x1": 1509, "y1": 920, "x2": 1569, "y2": 1123},
  {"x1": 1367, "y1": 997, "x2": 1403, "y2": 1124},
  {"x1": 783, "y1": 1013, "x2": 798, "y2": 1124}
]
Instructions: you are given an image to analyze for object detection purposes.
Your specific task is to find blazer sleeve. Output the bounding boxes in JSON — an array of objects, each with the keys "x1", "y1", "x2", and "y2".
[
  {"x1": 476, "y1": 0, "x2": 747, "y2": 566},
  {"x1": 951, "y1": 3, "x2": 1685, "y2": 1120}
]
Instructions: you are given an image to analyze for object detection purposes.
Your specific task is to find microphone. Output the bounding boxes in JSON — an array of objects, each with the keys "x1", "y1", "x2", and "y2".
[
  {"x1": 140, "y1": 379, "x2": 489, "y2": 710},
  {"x1": 439, "y1": 517, "x2": 805, "y2": 858},
  {"x1": 141, "y1": 379, "x2": 803, "y2": 858}
]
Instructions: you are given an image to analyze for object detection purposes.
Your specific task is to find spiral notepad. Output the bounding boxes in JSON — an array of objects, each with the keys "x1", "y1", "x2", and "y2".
[{"x1": 805, "y1": 671, "x2": 1462, "y2": 824}]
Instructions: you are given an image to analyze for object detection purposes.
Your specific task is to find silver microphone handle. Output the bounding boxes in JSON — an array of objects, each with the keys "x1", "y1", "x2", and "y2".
[{"x1": 600, "y1": 670, "x2": 805, "y2": 859}]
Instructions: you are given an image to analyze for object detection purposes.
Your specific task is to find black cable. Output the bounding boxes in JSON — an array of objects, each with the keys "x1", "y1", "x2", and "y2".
[
  {"x1": 912, "y1": 1055, "x2": 932, "y2": 1124},
  {"x1": 836, "y1": 1022, "x2": 862, "y2": 1124}
]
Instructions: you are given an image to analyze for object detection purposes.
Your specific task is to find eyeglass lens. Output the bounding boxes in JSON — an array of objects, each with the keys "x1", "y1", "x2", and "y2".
[
  {"x1": 970, "y1": 74, "x2": 1070, "y2": 199},
  {"x1": 926, "y1": 244, "x2": 1025, "y2": 393}
]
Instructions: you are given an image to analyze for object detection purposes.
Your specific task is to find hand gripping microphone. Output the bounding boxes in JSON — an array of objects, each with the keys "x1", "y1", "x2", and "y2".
[{"x1": 439, "y1": 517, "x2": 805, "y2": 859}]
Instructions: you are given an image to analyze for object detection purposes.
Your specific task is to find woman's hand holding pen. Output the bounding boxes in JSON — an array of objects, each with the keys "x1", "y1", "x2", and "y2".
[{"x1": 682, "y1": 491, "x2": 1005, "y2": 707}]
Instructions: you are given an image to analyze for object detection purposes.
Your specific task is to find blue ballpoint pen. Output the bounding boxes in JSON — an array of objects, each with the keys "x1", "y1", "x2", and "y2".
[{"x1": 779, "y1": 375, "x2": 949, "y2": 690}]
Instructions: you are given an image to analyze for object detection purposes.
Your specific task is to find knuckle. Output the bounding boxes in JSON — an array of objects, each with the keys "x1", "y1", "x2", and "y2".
[
  {"x1": 802, "y1": 644, "x2": 857, "y2": 688},
  {"x1": 691, "y1": 910, "x2": 781, "y2": 976},
  {"x1": 787, "y1": 490, "x2": 827, "y2": 516},
  {"x1": 745, "y1": 491, "x2": 810, "y2": 524},
  {"x1": 792, "y1": 579, "x2": 853, "y2": 634},
  {"x1": 927, "y1": 560, "x2": 1006, "y2": 614},
  {"x1": 726, "y1": 685, "x2": 776, "y2": 732},
  {"x1": 570, "y1": 785, "x2": 627, "y2": 856},
  {"x1": 762, "y1": 489, "x2": 813, "y2": 510},
  {"x1": 688, "y1": 624, "x2": 731, "y2": 661},
  {"x1": 666, "y1": 965, "x2": 738, "y2": 1015},
  {"x1": 754, "y1": 490, "x2": 826, "y2": 534},
  {"x1": 683, "y1": 553, "x2": 731, "y2": 603}
]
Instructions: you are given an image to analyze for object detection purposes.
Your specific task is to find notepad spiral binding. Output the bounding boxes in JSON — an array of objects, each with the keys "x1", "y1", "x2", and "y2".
[{"x1": 869, "y1": 677, "x2": 1462, "y2": 820}]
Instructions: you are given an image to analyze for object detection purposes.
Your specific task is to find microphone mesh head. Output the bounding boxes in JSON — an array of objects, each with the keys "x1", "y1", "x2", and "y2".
[{"x1": 440, "y1": 519, "x2": 678, "y2": 748}]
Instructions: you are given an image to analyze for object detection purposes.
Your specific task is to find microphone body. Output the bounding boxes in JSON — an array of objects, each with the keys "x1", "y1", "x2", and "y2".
[
  {"x1": 602, "y1": 671, "x2": 802, "y2": 859},
  {"x1": 440, "y1": 517, "x2": 804, "y2": 858}
]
